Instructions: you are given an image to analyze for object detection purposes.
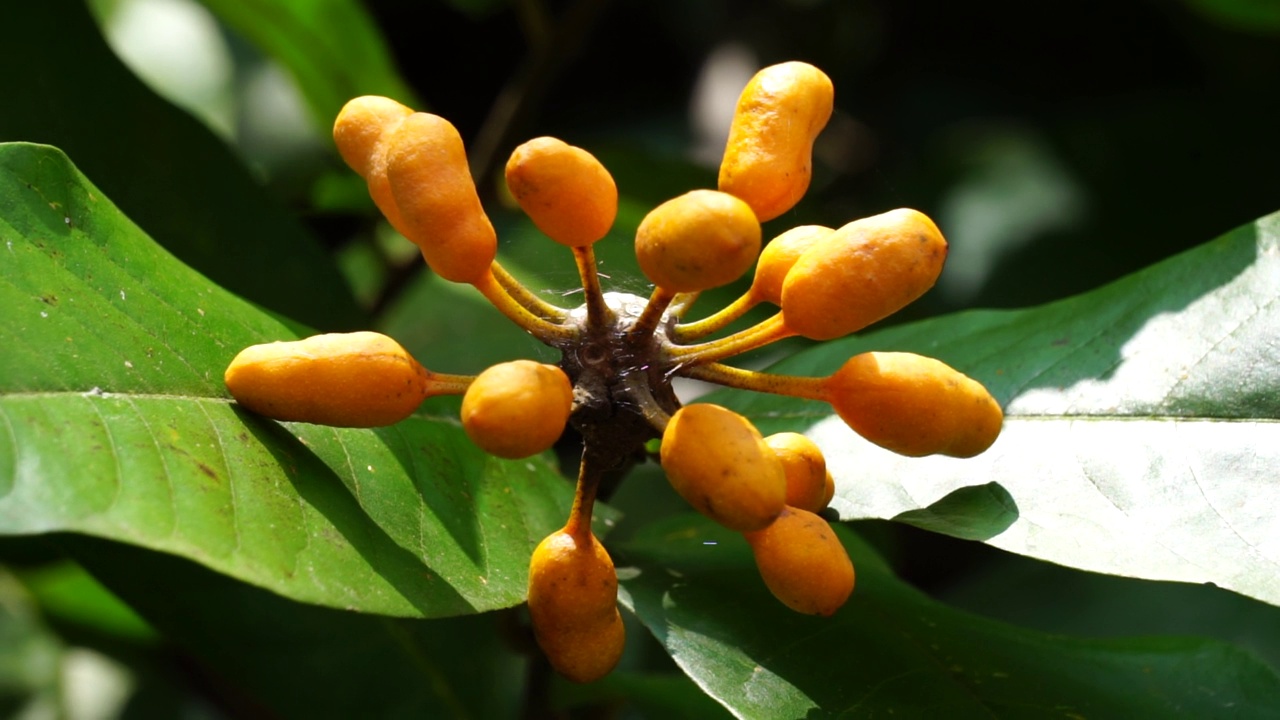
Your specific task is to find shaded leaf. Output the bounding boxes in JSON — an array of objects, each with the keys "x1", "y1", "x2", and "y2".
[
  {"x1": 891, "y1": 482, "x2": 1018, "y2": 541},
  {"x1": 1182, "y1": 0, "x2": 1280, "y2": 34},
  {"x1": 0, "y1": 143, "x2": 574, "y2": 617},
  {"x1": 66, "y1": 536, "x2": 526, "y2": 719},
  {"x1": 938, "y1": 550, "x2": 1280, "y2": 673},
  {"x1": 196, "y1": 0, "x2": 422, "y2": 127},
  {"x1": 554, "y1": 671, "x2": 734, "y2": 719},
  {"x1": 17, "y1": 561, "x2": 155, "y2": 642},
  {"x1": 0, "y1": 568, "x2": 63, "y2": 717},
  {"x1": 0, "y1": 1, "x2": 362, "y2": 330},
  {"x1": 716, "y1": 211, "x2": 1280, "y2": 607},
  {"x1": 619, "y1": 514, "x2": 1280, "y2": 719}
]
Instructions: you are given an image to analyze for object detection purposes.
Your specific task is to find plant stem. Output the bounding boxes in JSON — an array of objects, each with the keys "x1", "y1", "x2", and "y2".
[
  {"x1": 564, "y1": 451, "x2": 603, "y2": 542},
  {"x1": 623, "y1": 370, "x2": 672, "y2": 433},
  {"x1": 628, "y1": 286, "x2": 677, "y2": 344},
  {"x1": 668, "y1": 291, "x2": 700, "y2": 319},
  {"x1": 574, "y1": 245, "x2": 612, "y2": 330},
  {"x1": 490, "y1": 261, "x2": 568, "y2": 320},
  {"x1": 673, "y1": 290, "x2": 761, "y2": 341},
  {"x1": 668, "y1": 313, "x2": 795, "y2": 365},
  {"x1": 678, "y1": 362, "x2": 825, "y2": 399},
  {"x1": 472, "y1": 267, "x2": 579, "y2": 343},
  {"x1": 424, "y1": 371, "x2": 475, "y2": 396}
]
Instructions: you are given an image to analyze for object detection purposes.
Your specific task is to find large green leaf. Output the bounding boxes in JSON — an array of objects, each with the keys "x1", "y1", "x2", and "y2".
[
  {"x1": 716, "y1": 210, "x2": 1280, "y2": 606},
  {"x1": 619, "y1": 514, "x2": 1280, "y2": 719},
  {"x1": 0, "y1": 0, "x2": 362, "y2": 330},
  {"x1": 196, "y1": 0, "x2": 422, "y2": 127},
  {"x1": 62, "y1": 536, "x2": 526, "y2": 719},
  {"x1": 0, "y1": 142, "x2": 574, "y2": 617}
]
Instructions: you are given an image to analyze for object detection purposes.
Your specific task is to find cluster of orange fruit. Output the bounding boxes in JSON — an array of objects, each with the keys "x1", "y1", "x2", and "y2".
[{"x1": 224, "y1": 61, "x2": 1003, "y2": 683}]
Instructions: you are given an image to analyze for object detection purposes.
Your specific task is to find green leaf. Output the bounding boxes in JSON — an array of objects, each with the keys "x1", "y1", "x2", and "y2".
[
  {"x1": 1182, "y1": 0, "x2": 1280, "y2": 34},
  {"x1": 619, "y1": 514, "x2": 1280, "y2": 719},
  {"x1": 196, "y1": 0, "x2": 422, "y2": 127},
  {"x1": 0, "y1": 568, "x2": 63, "y2": 717},
  {"x1": 890, "y1": 482, "x2": 1018, "y2": 541},
  {"x1": 17, "y1": 561, "x2": 155, "y2": 642},
  {"x1": 554, "y1": 671, "x2": 734, "y2": 719},
  {"x1": 64, "y1": 536, "x2": 526, "y2": 718},
  {"x1": 0, "y1": 142, "x2": 574, "y2": 617},
  {"x1": 0, "y1": 1, "x2": 362, "y2": 330},
  {"x1": 717, "y1": 211, "x2": 1280, "y2": 607}
]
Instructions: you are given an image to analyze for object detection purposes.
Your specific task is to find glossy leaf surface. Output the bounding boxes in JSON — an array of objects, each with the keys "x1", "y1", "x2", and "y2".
[
  {"x1": 619, "y1": 514, "x2": 1280, "y2": 719},
  {"x1": 717, "y1": 211, "x2": 1280, "y2": 606},
  {"x1": 0, "y1": 143, "x2": 573, "y2": 617}
]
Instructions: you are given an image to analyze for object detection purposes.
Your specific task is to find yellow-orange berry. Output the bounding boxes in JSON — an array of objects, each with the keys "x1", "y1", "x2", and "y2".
[
  {"x1": 460, "y1": 360, "x2": 573, "y2": 459},
  {"x1": 224, "y1": 332, "x2": 430, "y2": 428},
  {"x1": 505, "y1": 137, "x2": 618, "y2": 247},
  {"x1": 781, "y1": 209, "x2": 947, "y2": 340},
  {"x1": 719, "y1": 62, "x2": 834, "y2": 222},
  {"x1": 764, "y1": 432, "x2": 829, "y2": 514},
  {"x1": 744, "y1": 506, "x2": 854, "y2": 616},
  {"x1": 333, "y1": 95, "x2": 413, "y2": 178},
  {"x1": 822, "y1": 352, "x2": 1003, "y2": 458},
  {"x1": 634, "y1": 190, "x2": 761, "y2": 293},
  {"x1": 385, "y1": 112, "x2": 497, "y2": 284},
  {"x1": 750, "y1": 225, "x2": 833, "y2": 307},
  {"x1": 333, "y1": 95, "x2": 415, "y2": 236},
  {"x1": 659, "y1": 404, "x2": 785, "y2": 532},
  {"x1": 527, "y1": 528, "x2": 625, "y2": 683}
]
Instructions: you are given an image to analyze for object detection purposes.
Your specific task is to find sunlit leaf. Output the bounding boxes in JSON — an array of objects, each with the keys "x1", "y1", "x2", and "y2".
[
  {"x1": 715, "y1": 210, "x2": 1280, "y2": 607},
  {"x1": 0, "y1": 143, "x2": 575, "y2": 617}
]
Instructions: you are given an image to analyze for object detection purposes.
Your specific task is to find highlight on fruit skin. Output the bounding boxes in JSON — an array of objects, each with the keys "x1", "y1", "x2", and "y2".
[
  {"x1": 718, "y1": 61, "x2": 834, "y2": 222},
  {"x1": 385, "y1": 112, "x2": 497, "y2": 284},
  {"x1": 659, "y1": 403, "x2": 786, "y2": 532},
  {"x1": 822, "y1": 351, "x2": 1004, "y2": 458},
  {"x1": 460, "y1": 360, "x2": 574, "y2": 459},
  {"x1": 505, "y1": 137, "x2": 618, "y2": 247},
  {"x1": 781, "y1": 208, "x2": 948, "y2": 341},
  {"x1": 224, "y1": 331, "x2": 431, "y2": 428},
  {"x1": 744, "y1": 506, "x2": 855, "y2": 616},
  {"x1": 634, "y1": 189, "x2": 762, "y2": 293},
  {"x1": 527, "y1": 528, "x2": 625, "y2": 683}
]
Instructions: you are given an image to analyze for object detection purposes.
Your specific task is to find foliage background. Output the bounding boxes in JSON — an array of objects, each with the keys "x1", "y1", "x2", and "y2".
[{"x1": 1, "y1": 0, "x2": 1279, "y2": 717}]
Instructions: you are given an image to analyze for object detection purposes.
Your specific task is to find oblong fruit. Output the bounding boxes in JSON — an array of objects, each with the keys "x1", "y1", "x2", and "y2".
[
  {"x1": 781, "y1": 209, "x2": 947, "y2": 340},
  {"x1": 333, "y1": 95, "x2": 414, "y2": 235},
  {"x1": 751, "y1": 225, "x2": 833, "y2": 307},
  {"x1": 659, "y1": 403, "x2": 785, "y2": 532},
  {"x1": 460, "y1": 360, "x2": 573, "y2": 459},
  {"x1": 386, "y1": 112, "x2": 497, "y2": 284},
  {"x1": 822, "y1": 352, "x2": 1003, "y2": 458},
  {"x1": 505, "y1": 137, "x2": 618, "y2": 247},
  {"x1": 634, "y1": 190, "x2": 761, "y2": 293},
  {"x1": 527, "y1": 528, "x2": 625, "y2": 683},
  {"x1": 744, "y1": 506, "x2": 855, "y2": 616},
  {"x1": 224, "y1": 331, "x2": 430, "y2": 428},
  {"x1": 764, "y1": 432, "x2": 829, "y2": 513},
  {"x1": 719, "y1": 61, "x2": 834, "y2": 222},
  {"x1": 333, "y1": 95, "x2": 413, "y2": 178}
]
